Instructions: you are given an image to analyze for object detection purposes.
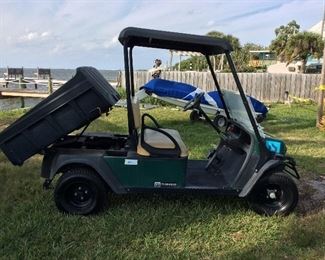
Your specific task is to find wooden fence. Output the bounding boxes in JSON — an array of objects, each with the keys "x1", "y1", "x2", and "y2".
[{"x1": 122, "y1": 71, "x2": 321, "y2": 102}]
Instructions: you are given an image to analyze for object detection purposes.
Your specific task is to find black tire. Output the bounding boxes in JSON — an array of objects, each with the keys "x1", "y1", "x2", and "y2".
[
  {"x1": 190, "y1": 110, "x2": 200, "y2": 122},
  {"x1": 248, "y1": 172, "x2": 298, "y2": 216},
  {"x1": 255, "y1": 114, "x2": 265, "y2": 123},
  {"x1": 54, "y1": 167, "x2": 107, "y2": 215}
]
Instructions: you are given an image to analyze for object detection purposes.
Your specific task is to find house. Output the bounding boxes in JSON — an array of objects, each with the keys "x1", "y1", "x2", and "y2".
[{"x1": 248, "y1": 50, "x2": 277, "y2": 68}]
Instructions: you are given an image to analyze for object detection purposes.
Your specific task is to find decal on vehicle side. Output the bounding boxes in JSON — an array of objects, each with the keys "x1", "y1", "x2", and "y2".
[
  {"x1": 124, "y1": 159, "x2": 138, "y2": 165},
  {"x1": 154, "y1": 182, "x2": 177, "y2": 188}
]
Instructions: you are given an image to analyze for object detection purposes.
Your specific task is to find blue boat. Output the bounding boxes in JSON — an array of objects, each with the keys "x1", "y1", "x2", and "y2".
[{"x1": 140, "y1": 78, "x2": 268, "y2": 118}]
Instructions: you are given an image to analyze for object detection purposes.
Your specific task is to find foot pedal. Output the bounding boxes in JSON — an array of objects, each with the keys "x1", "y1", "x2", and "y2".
[{"x1": 205, "y1": 151, "x2": 221, "y2": 171}]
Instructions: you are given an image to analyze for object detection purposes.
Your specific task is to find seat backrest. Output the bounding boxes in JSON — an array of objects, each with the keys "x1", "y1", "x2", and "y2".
[{"x1": 131, "y1": 97, "x2": 141, "y2": 130}]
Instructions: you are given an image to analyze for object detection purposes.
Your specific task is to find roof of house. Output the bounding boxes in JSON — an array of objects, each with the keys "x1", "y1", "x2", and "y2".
[{"x1": 309, "y1": 20, "x2": 324, "y2": 38}]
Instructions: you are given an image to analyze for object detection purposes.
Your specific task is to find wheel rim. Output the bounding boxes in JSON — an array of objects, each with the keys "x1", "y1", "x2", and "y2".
[
  {"x1": 65, "y1": 182, "x2": 95, "y2": 208},
  {"x1": 256, "y1": 184, "x2": 289, "y2": 211}
]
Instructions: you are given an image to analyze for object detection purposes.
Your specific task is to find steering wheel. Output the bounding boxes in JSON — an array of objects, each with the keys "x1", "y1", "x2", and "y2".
[{"x1": 183, "y1": 92, "x2": 205, "y2": 111}]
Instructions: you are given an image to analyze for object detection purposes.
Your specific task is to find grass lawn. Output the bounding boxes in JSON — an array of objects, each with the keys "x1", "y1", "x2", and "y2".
[{"x1": 0, "y1": 104, "x2": 324, "y2": 259}]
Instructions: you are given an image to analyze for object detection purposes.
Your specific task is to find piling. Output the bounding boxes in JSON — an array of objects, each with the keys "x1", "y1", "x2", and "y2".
[
  {"x1": 48, "y1": 78, "x2": 53, "y2": 94},
  {"x1": 19, "y1": 76, "x2": 26, "y2": 108}
]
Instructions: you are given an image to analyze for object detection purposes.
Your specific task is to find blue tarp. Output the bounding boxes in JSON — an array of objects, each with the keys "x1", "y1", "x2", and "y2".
[{"x1": 142, "y1": 78, "x2": 268, "y2": 117}]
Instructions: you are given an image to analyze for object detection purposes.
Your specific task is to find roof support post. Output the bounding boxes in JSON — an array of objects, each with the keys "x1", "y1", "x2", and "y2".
[
  {"x1": 129, "y1": 47, "x2": 135, "y2": 97},
  {"x1": 123, "y1": 45, "x2": 135, "y2": 136},
  {"x1": 205, "y1": 54, "x2": 230, "y2": 119}
]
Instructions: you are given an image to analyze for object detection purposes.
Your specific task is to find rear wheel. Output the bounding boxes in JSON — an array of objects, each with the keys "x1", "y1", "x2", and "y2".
[
  {"x1": 54, "y1": 167, "x2": 107, "y2": 215},
  {"x1": 248, "y1": 172, "x2": 298, "y2": 216}
]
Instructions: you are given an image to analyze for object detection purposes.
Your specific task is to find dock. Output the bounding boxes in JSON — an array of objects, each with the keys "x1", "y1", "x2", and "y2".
[
  {"x1": 0, "y1": 77, "x2": 63, "y2": 99},
  {"x1": 0, "y1": 67, "x2": 61, "y2": 98},
  {"x1": 0, "y1": 67, "x2": 119, "y2": 109},
  {"x1": 0, "y1": 88, "x2": 50, "y2": 98}
]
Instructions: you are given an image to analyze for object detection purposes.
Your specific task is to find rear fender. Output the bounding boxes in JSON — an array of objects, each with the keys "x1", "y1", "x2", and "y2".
[{"x1": 41, "y1": 150, "x2": 127, "y2": 194}]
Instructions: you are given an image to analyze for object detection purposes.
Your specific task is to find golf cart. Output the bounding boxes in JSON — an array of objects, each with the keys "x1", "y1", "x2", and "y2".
[{"x1": 0, "y1": 27, "x2": 299, "y2": 216}]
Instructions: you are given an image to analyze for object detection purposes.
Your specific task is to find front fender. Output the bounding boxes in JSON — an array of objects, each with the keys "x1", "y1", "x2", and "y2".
[
  {"x1": 239, "y1": 159, "x2": 284, "y2": 197},
  {"x1": 41, "y1": 149, "x2": 127, "y2": 194}
]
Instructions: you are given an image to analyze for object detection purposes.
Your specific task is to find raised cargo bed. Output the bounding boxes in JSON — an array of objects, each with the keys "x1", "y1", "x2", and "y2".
[{"x1": 0, "y1": 67, "x2": 120, "y2": 165}]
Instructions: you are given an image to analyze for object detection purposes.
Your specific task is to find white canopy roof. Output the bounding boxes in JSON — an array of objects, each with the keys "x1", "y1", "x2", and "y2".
[{"x1": 309, "y1": 20, "x2": 325, "y2": 38}]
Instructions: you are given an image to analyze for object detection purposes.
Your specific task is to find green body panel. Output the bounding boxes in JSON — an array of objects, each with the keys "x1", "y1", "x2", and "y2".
[{"x1": 104, "y1": 156, "x2": 187, "y2": 188}]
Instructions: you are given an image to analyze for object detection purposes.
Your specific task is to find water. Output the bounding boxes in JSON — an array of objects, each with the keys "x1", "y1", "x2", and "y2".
[
  {"x1": 0, "y1": 68, "x2": 120, "y2": 110},
  {"x1": 0, "y1": 68, "x2": 119, "y2": 81}
]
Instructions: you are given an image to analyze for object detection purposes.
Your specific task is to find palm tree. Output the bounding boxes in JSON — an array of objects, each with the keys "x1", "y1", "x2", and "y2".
[
  {"x1": 285, "y1": 31, "x2": 323, "y2": 72},
  {"x1": 270, "y1": 20, "x2": 300, "y2": 62},
  {"x1": 174, "y1": 31, "x2": 242, "y2": 71},
  {"x1": 271, "y1": 20, "x2": 323, "y2": 73}
]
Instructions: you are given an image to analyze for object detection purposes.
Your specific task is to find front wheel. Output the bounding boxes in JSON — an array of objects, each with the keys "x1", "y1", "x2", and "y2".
[
  {"x1": 248, "y1": 172, "x2": 298, "y2": 216},
  {"x1": 190, "y1": 110, "x2": 200, "y2": 122},
  {"x1": 54, "y1": 167, "x2": 108, "y2": 215}
]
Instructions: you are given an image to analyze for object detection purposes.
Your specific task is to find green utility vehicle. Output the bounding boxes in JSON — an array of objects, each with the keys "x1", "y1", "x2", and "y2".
[{"x1": 0, "y1": 27, "x2": 299, "y2": 216}]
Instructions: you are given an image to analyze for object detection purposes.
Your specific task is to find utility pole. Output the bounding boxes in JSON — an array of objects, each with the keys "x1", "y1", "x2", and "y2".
[{"x1": 317, "y1": 1, "x2": 325, "y2": 127}]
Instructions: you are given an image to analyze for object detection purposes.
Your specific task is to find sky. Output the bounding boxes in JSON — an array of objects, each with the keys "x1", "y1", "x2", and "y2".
[{"x1": 0, "y1": 0, "x2": 323, "y2": 70}]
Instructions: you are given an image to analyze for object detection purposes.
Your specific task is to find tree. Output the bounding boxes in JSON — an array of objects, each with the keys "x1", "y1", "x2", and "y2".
[
  {"x1": 275, "y1": 20, "x2": 300, "y2": 36},
  {"x1": 206, "y1": 31, "x2": 241, "y2": 50},
  {"x1": 270, "y1": 20, "x2": 300, "y2": 62},
  {"x1": 208, "y1": 31, "x2": 245, "y2": 71},
  {"x1": 175, "y1": 56, "x2": 207, "y2": 71},
  {"x1": 270, "y1": 20, "x2": 323, "y2": 72},
  {"x1": 174, "y1": 32, "x2": 268, "y2": 72},
  {"x1": 174, "y1": 31, "x2": 244, "y2": 71},
  {"x1": 285, "y1": 31, "x2": 323, "y2": 72},
  {"x1": 242, "y1": 43, "x2": 267, "y2": 51}
]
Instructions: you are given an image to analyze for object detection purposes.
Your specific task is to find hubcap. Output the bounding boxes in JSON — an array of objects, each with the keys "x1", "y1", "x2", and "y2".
[
  {"x1": 258, "y1": 184, "x2": 284, "y2": 209},
  {"x1": 66, "y1": 183, "x2": 93, "y2": 208},
  {"x1": 267, "y1": 189, "x2": 278, "y2": 199}
]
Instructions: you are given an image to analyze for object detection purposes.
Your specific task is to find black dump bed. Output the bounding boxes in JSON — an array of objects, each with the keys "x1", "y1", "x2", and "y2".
[{"x1": 0, "y1": 67, "x2": 120, "y2": 165}]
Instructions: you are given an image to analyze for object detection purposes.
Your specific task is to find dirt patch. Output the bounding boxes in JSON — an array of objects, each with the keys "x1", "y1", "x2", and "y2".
[{"x1": 297, "y1": 175, "x2": 325, "y2": 215}]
